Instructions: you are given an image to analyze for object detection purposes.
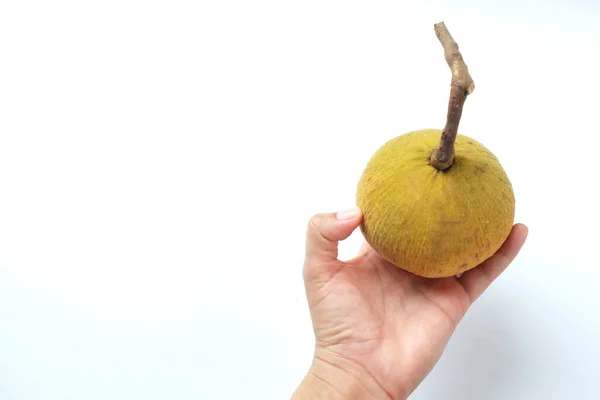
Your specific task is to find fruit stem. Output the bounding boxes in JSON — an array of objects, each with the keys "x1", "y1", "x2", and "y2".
[{"x1": 430, "y1": 22, "x2": 475, "y2": 171}]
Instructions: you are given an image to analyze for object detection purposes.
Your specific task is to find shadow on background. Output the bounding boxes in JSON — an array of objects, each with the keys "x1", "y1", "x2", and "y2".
[{"x1": 409, "y1": 273, "x2": 599, "y2": 400}]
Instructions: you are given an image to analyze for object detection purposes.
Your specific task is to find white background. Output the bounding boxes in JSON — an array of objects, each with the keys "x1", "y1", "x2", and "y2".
[{"x1": 1, "y1": 0, "x2": 599, "y2": 399}]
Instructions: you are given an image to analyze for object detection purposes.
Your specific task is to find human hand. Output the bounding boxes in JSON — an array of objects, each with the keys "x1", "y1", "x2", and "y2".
[{"x1": 292, "y1": 207, "x2": 528, "y2": 399}]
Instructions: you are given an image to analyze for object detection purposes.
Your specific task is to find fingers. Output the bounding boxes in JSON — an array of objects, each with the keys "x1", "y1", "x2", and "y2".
[
  {"x1": 459, "y1": 223, "x2": 529, "y2": 303},
  {"x1": 304, "y1": 207, "x2": 362, "y2": 267}
]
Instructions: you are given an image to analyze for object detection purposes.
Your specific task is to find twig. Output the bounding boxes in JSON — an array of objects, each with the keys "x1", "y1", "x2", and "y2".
[{"x1": 429, "y1": 22, "x2": 475, "y2": 171}]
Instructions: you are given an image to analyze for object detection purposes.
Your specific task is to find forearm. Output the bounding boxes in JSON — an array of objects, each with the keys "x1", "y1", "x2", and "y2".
[{"x1": 291, "y1": 349, "x2": 393, "y2": 400}]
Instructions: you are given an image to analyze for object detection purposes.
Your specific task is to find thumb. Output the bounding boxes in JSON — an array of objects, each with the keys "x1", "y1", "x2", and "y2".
[{"x1": 304, "y1": 207, "x2": 362, "y2": 267}]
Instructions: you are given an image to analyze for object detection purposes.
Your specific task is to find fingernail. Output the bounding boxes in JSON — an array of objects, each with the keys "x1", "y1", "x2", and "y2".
[{"x1": 336, "y1": 207, "x2": 361, "y2": 221}]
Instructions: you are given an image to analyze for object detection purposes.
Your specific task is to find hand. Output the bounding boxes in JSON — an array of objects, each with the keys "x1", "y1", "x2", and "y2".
[{"x1": 292, "y1": 207, "x2": 528, "y2": 399}]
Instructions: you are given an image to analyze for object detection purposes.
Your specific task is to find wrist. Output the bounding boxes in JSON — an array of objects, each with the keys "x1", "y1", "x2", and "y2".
[{"x1": 292, "y1": 347, "x2": 393, "y2": 400}]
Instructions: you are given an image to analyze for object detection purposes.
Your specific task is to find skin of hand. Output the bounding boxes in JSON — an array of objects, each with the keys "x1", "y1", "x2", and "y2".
[{"x1": 291, "y1": 207, "x2": 528, "y2": 400}]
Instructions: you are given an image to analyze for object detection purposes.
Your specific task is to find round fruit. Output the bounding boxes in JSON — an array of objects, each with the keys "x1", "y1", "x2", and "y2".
[
  {"x1": 355, "y1": 22, "x2": 515, "y2": 278},
  {"x1": 356, "y1": 129, "x2": 514, "y2": 278}
]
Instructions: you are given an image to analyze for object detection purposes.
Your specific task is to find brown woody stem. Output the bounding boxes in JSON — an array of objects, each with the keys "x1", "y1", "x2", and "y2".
[{"x1": 429, "y1": 22, "x2": 475, "y2": 171}]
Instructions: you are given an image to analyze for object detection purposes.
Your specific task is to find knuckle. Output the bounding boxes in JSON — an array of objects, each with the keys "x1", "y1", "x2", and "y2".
[{"x1": 307, "y1": 213, "x2": 324, "y2": 233}]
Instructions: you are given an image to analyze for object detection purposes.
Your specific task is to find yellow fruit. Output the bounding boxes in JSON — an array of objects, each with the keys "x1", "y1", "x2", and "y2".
[
  {"x1": 355, "y1": 22, "x2": 515, "y2": 278},
  {"x1": 356, "y1": 129, "x2": 514, "y2": 278}
]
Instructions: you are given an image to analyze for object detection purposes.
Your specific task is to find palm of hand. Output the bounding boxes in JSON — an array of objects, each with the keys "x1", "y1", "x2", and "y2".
[
  {"x1": 302, "y1": 212, "x2": 527, "y2": 399},
  {"x1": 306, "y1": 245, "x2": 471, "y2": 397}
]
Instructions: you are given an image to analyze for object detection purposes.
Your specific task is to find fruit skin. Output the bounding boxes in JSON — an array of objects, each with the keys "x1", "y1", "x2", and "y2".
[{"x1": 356, "y1": 129, "x2": 515, "y2": 278}]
